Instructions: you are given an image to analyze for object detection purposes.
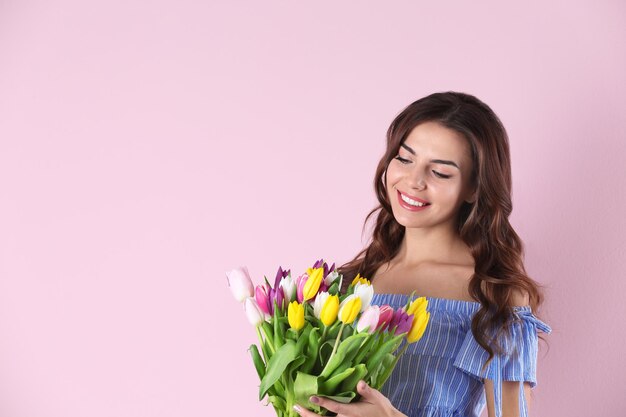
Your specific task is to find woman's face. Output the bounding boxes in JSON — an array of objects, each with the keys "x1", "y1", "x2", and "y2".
[{"x1": 386, "y1": 121, "x2": 476, "y2": 231}]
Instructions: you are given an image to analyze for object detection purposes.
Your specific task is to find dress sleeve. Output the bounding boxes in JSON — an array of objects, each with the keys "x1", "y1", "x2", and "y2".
[{"x1": 452, "y1": 307, "x2": 552, "y2": 417}]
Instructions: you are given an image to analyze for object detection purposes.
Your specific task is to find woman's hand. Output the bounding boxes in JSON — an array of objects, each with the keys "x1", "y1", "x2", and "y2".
[{"x1": 292, "y1": 380, "x2": 406, "y2": 417}]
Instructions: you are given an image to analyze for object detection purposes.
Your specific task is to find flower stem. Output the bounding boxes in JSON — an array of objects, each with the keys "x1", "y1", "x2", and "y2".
[
  {"x1": 330, "y1": 323, "x2": 346, "y2": 359},
  {"x1": 260, "y1": 325, "x2": 276, "y2": 355}
]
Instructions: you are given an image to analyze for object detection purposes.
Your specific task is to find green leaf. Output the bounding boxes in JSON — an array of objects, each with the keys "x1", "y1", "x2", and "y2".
[
  {"x1": 319, "y1": 341, "x2": 334, "y2": 367},
  {"x1": 317, "y1": 391, "x2": 357, "y2": 403},
  {"x1": 301, "y1": 328, "x2": 320, "y2": 374},
  {"x1": 294, "y1": 372, "x2": 321, "y2": 413},
  {"x1": 261, "y1": 339, "x2": 272, "y2": 365},
  {"x1": 352, "y1": 333, "x2": 378, "y2": 364},
  {"x1": 261, "y1": 321, "x2": 274, "y2": 346},
  {"x1": 339, "y1": 363, "x2": 368, "y2": 392},
  {"x1": 259, "y1": 340, "x2": 298, "y2": 400},
  {"x1": 288, "y1": 355, "x2": 307, "y2": 380},
  {"x1": 267, "y1": 395, "x2": 286, "y2": 411},
  {"x1": 273, "y1": 313, "x2": 284, "y2": 349},
  {"x1": 248, "y1": 344, "x2": 265, "y2": 381},
  {"x1": 320, "y1": 332, "x2": 369, "y2": 379},
  {"x1": 365, "y1": 335, "x2": 404, "y2": 379},
  {"x1": 373, "y1": 353, "x2": 400, "y2": 390},
  {"x1": 295, "y1": 324, "x2": 312, "y2": 353},
  {"x1": 273, "y1": 378, "x2": 286, "y2": 399},
  {"x1": 319, "y1": 367, "x2": 355, "y2": 394}
]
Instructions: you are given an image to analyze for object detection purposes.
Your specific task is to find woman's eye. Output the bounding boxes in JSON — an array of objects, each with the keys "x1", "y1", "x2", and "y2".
[
  {"x1": 433, "y1": 170, "x2": 451, "y2": 179},
  {"x1": 395, "y1": 156, "x2": 410, "y2": 164}
]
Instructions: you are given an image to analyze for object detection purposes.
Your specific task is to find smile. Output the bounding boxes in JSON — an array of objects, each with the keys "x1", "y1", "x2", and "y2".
[{"x1": 397, "y1": 190, "x2": 431, "y2": 211}]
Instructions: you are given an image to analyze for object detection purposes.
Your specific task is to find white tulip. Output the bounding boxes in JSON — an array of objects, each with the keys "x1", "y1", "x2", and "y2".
[
  {"x1": 324, "y1": 270, "x2": 340, "y2": 287},
  {"x1": 226, "y1": 266, "x2": 254, "y2": 302},
  {"x1": 313, "y1": 291, "x2": 330, "y2": 319},
  {"x1": 353, "y1": 282, "x2": 374, "y2": 312},
  {"x1": 243, "y1": 297, "x2": 265, "y2": 326},
  {"x1": 279, "y1": 275, "x2": 296, "y2": 304}
]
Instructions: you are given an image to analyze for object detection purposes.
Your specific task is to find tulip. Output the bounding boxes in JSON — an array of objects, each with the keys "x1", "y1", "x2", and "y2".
[
  {"x1": 407, "y1": 296, "x2": 428, "y2": 317},
  {"x1": 338, "y1": 295, "x2": 362, "y2": 324},
  {"x1": 313, "y1": 292, "x2": 330, "y2": 319},
  {"x1": 255, "y1": 283, "x2": 272, "y2": 316},
  {"x1": 351, "y1": 273, "x2": 370, "y2": 287},
  {"x1": 273, "y1": 266, "x2": 290, "y2": 289},
  {"x1": 390, "y1": 308, "x2": 414, "y2": 335},
  {"x1": 312, "y1": 258, "x2": 325, "y2": 269},
  {"x1": 271, "y1": 286, "x2": 285, "y2": 313},
  {"x1": 353, "y1": 282, "x2": 374, "y2": 312},
  {"x1": 376, "y1": 305, "x2": 394, "y2": 331},
  {"x1": 279, "y1": 275, "x2": 296, "y2": 304},
  {"x1": 407, "y1": 310, "x2": 430, "y2": 343},
  {"x1": 287, "y1": 301, "x2": 305, "y2": 331},
  {"x1": 324, "y1": 270, "x2": 339, "y2": 287},
  {"x1": 356, "y1": 305, "x2": 380, "y2": 333},
  {"x1": 320, "y1": 294, "x2": 339, "y2": 326},
  {"x1": 244, "y1": 297, "x2": 265, "y2": 326},
  {"x1": 303, "y1": 267, "x2": 324, "y2": 301},
  {"x1": 295, "y1": 273, "x2": 308, "y2": 303},
  {"x1": 226, "y1": 266, "x2": 254, "y2": 302}
]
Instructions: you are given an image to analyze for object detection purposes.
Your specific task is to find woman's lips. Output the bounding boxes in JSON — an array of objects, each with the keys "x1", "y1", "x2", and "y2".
[{"x1": 397, "y1": 190, "x2": 431, "y2": 211}]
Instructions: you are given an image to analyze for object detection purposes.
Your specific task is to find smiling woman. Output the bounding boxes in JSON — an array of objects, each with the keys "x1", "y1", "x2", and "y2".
[
  {"x1": 386, "y1": 121, "x2": 476, "y2": 230},
  {"x1": 294, "y1": 91, "x2": 551, "y2": 417}
]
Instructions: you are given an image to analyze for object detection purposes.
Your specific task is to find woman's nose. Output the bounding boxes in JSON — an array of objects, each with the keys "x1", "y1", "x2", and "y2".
[{"x1": 407, "y1": 174, "x2": 426, "y2": 190}]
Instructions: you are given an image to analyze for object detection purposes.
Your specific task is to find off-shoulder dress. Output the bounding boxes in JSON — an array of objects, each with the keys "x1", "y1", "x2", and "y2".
[{"x1": 371, "y1": 293, "x2": 552, "y2": 417}]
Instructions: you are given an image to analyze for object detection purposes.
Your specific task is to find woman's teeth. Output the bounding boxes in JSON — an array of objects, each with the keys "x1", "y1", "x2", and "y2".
[{"x1": 401, "y1": 194, "x2": 428, "y2": 207}]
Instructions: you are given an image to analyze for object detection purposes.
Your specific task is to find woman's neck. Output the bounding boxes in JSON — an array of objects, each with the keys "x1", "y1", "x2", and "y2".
[{"x1": 396, "y1": 226, "x2": 473, "y2": 268}]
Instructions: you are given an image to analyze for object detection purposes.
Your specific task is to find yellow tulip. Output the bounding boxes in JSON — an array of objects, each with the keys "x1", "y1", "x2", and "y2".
[
  {"x1": 351, "y1": 273, "x2": 371, "y2": 286},
  {"x1": 338, "y1": 295, "x2": 362, "y2": 324},
  {"x1": 303, "y1": 267, "x2": 324, "y2": 301},
  {"x1": 407, "y1": 297, "x2": 428, "y2": 316},
  {"x1": 407, "y1": 310, "x2": 430, "y2": 343},
  {"x1": 288, "y1": 301, "x2": 305, "y2": 331},
  {"x1": 320, "y1": 294, "x2": 339, "y2": 326}
]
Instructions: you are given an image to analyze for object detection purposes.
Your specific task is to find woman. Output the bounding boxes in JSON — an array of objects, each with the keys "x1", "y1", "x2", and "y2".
[{"x1": 294, "y1": 91, "x2": 551, "y2": 417}]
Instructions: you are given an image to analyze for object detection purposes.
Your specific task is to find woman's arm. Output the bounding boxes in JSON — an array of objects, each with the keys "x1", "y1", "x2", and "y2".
[{"x1": 484, "y1": 378, "x2": 532, "y2": 417}]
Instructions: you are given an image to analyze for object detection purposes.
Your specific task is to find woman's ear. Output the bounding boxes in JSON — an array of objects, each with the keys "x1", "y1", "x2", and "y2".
[{"x1": 465, "y1": 186, "x2": 477, "y2": 204}]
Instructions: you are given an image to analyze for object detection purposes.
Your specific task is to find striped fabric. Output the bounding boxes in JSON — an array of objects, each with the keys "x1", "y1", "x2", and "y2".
[{"x1": 371, "y1": 293, "x2": 552, "y2": 417}]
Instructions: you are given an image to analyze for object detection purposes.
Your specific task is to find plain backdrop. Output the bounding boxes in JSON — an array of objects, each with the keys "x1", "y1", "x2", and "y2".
[{"x1": 1, "y1": 1, "x2": 625, "y2": 416}]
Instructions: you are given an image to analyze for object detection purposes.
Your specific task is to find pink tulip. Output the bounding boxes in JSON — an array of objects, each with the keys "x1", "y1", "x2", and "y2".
[
  {"x1": 226, "y1": 266, "x2": 254, "y2": 302},
  {"x1": 356, "y1": 306, "x2": 380, "y2": 334},
  {"x1": 295, "y1": 273, "x2": 308, "y2": 303},
  {"x1": 255, "y1": 284, "x2": 272, "y2": 316},
  {"x1": 376, "y1": 305, "x2": 394, "y2": 331}
]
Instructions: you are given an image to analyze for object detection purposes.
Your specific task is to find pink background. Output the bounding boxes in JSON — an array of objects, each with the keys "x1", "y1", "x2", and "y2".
[{"x1": 1, "y1": 1, "x2": 625, "y2": 416}]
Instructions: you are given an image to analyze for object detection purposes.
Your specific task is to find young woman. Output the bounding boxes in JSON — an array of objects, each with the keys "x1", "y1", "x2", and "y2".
[{"x1": 294, "y1": 92, "x2": 551, "y2": 417}]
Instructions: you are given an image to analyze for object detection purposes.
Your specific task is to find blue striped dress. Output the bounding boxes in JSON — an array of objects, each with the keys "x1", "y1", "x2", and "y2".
[{"x1": 371, "y1": 293, "x2": 552, "y2": 417}]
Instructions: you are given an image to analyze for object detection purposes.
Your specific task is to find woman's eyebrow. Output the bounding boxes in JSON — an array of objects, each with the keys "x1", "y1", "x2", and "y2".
[{"x1": 400, "y1": 143, "x2": 460, "y2": 170}]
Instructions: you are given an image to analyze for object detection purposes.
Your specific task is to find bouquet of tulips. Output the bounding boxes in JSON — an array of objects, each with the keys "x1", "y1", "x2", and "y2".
[{"x1": 226, "y1": 259, "x2": 430, "y2": 417}]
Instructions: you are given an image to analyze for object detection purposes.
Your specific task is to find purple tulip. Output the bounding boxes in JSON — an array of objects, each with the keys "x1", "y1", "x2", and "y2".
[
  {"x1": 390, "y1": 308, "x2": 414, "y2": 335},
  {"x1": 273, "y1": 266, "x2": 290, "y2": 289},
  {"x1": 271, "y1": 286, "x2": 285, "y2": 313}
]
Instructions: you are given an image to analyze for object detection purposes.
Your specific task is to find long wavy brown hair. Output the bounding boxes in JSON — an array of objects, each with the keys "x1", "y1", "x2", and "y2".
[{"x1": 337, "y1": 91, "x2": 546, "y2": 369}]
